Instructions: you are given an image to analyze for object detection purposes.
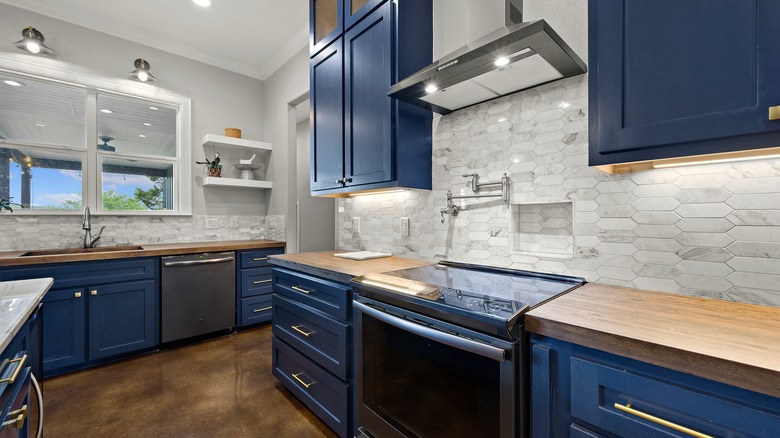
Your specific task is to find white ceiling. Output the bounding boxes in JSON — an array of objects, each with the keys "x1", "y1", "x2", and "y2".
[{"x1": 0, "y1": 0, "x2": 308, "y2": 80}]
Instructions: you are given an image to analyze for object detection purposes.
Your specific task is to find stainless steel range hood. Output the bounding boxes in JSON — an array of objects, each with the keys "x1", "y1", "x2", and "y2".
[{"x1": 388, "y1": 0, "x2": 587, "y2": 115}]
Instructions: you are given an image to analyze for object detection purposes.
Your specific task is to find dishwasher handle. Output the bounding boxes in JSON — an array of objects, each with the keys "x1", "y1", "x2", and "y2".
[{"x1": 163, "y1": 256, "x2": 235, "y2": 267}]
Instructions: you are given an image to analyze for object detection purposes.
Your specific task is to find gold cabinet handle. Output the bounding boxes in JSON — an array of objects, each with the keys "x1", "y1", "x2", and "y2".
[
  {"x1": 253, "y1": 306, "x2": 272, "y2": 313},
  {"x1": 1, "y1": 405, "x2": 27, "y2": 431},
  {"x1": 291, "y1": 285, "x2": 314, "y2": 294},
  {"x1": 291, "y1": 372, "x2": 316, "y2": 389},
  {"x1": 253, "y1": 257, "x2": 268, "y2": 261},
  {"x1": 614, "y1": 403, "x2": 713, "y2": 438},
  {"x1": 291, "y1": 325, "x2": 314, "y2": 337},
  {"x1": 90, "y1": 290, "x2": 98, "y2": 296},
  {"x1": 0, "y1": 355, "x2": 27, "y2": 384},
  {"x1": 74, "y1": 292, "x2": 82, "y2": 298},
  {"x1": 253, "y1": 279, "x2": 272, "y2": 285},
  {"x1": 770, "y1": 105, "x2": 780, "y2": 120}
]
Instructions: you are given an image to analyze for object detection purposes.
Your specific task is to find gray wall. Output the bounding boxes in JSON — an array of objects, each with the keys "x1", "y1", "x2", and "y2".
[{"x1": 0, "y1": 2, "x2": 268, "y2": 216}]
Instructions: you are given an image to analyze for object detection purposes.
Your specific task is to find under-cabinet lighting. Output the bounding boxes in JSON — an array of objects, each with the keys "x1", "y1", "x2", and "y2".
[
  {"x1": 652, "y1": 153, "x2": 780, "y2": 169},
  {"x1": 3, "y1": 80, "x2": 23, "y2": 87},
  {"x1": 494, "y1": 57, "x2": 510, "y2": 67},
  {"x1": 425, "y1": 84, "x2": 438, "y2": 94},
  {"x1": 350, "y1": 189, "x2": 408, "y2": 197}
]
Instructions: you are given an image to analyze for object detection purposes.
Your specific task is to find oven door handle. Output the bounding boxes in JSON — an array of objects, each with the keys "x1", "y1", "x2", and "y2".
[{"x1": 354, "y1": 301, "x2": 507, "y2": 362}]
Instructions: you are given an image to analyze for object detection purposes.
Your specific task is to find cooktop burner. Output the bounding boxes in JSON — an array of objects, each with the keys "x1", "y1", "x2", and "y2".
[{"x1": 352, "y1": 261, "x2": 585, "y2": 338}]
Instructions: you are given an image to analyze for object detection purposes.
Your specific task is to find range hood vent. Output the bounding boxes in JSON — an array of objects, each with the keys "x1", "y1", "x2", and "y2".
[{"x1": 389, "y1": 0, "x2": 587, "y2": 115}]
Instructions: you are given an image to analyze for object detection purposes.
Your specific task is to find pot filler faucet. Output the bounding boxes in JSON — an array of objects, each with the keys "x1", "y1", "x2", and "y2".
[
  {"x1": 82, "y1": 207, "x2": 106, "y2": 248},
  {"x1": 441, "y1": 173, "x2": 510, "y2": 223}
]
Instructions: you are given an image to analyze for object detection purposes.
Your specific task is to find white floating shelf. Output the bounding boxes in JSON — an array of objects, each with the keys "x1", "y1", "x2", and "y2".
[
  {"x1": 203, "y1": 177, "x2": 273, "y2": 190},
  {"x1": 202, "y1": 134, "x2": 272, "y2": 152}
]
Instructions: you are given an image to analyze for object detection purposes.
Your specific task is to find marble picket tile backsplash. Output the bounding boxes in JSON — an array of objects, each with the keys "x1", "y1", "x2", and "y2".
[
  {"x1": 0, "y1": 214, "x2": 285, "y2": 251},
  {"x1": 339, "y1": 74, "x2": 780, "y2": 307}
]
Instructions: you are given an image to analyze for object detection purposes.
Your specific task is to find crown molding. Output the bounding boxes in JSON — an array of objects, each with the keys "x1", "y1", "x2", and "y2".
[
  {"x1": 260, "y1": 24, "x2": 308, "y2": 80},
  {"x1": 0, "y1": 0, "x2": 284, "y2": 80}
]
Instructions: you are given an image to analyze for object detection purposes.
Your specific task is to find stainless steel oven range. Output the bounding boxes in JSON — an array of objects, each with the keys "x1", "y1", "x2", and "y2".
[{"x1": 351, "y1": 261, "x2": 584, "y2": 438}]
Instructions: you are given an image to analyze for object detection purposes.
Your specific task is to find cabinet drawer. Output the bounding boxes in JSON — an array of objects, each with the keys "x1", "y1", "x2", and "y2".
[
  {"x1": 0, "y1": 330, "x2": 27, "y2": 422},
  {"x1": 272, "y1": 294, "x2": 348, "y2": 381},
  {"x1": 272, "y1": 336, "x2": 349, "y2": 438},
  {"x1": 240, "y1": 248, "x2": 284, "y2": 269},
  {"x1": 0, "y1": 258, "x2": 156, "y2": 288},
  {"x1": 240, "y1": 267, "x2": 273, "y2": 298},
  {"x1": 240, "y1": 295, "x2": 272, "y2": 327},
  {"x1": 571, "y1": 356, "x2": 780, "y2": 437},
  {"x1": 272, "y1": 268, "x2": 350, "y2": 321}
]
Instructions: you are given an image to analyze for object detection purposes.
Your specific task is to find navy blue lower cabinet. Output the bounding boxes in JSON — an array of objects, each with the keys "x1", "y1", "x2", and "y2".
[
  {"x1": 41, "y1": 288, "x2": 87, "y2": 374},
  {"x1": 88, "y1": 280, "x2": 157, "y2": 361},
  {"x1": 236, "y1": 249, "x2": 283, "y2": 328},
  {"x1": 589, "y1": 0, "x2": 780, "y2": 167},
  {"x1": 531, "y1": 335, "x2": 780, "y2": 437}
]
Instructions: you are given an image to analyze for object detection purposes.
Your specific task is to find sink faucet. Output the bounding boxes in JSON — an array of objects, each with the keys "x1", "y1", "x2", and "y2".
[{"x1": 82, "y1": 207, "x2": 106, "y2": 248}]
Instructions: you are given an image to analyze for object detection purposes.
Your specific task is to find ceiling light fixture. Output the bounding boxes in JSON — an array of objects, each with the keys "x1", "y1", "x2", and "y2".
[
  {"x1": 494, "y1": 57, "x2": 510, "y2": 67},
  {"x1": 3, "y1": 80, "x2": 23, "y2": 87},
  {"x1": 129, "y1": 59, "x2": 157, "y2": 82},
  {"x1": 425, "y1": 84, "x2": 438, "y2": 94},
  {"x1": 143, "y1": 122, "x2": 151, "y2": 126},
  {"x1": 149, "y1": 106, "x2": 159, "y2": 111},
  {"x1": 35, "y1": 123, "x2": 45, "y2": 127},
  {"x1": 193, "y1": 0, "x2": 213, "y2": 6},
  {"x1": 13, "y1": 26, "x2": 54, "y2": 55},
  {"x1": 100, "y1": 109, "x2": 114, "y2": 114},
  {"x1": 139, "y1": 134, "x2": 147, "y2": 138}
]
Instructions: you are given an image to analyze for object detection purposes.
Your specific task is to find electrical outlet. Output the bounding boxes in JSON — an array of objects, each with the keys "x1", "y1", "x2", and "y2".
[
  {"x1": 400, "y1": 217, "x2": 410, "y2": 237},
  {"x1": 205, "y1": 216, "x2": 218, "y2": 230},
  {"x1": 229, "y1": 216, "x2": 238, "y2": 228},
  {"x1": 269, "y1": 216, "x2": 278, "y2": 228},
  {"x1": 353, "y1": 217, "x2": 361, "y2": 234}
]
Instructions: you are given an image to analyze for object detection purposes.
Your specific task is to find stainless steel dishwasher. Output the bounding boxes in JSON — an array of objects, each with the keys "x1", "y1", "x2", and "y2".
[{"x1": 161, "y1": 252, "x2": 236, "y2": 343}]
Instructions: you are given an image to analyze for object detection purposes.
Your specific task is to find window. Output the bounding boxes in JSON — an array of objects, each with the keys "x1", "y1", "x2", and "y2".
[{"x1": 0, "y1": 68, "x2": 191, "y2": 215}]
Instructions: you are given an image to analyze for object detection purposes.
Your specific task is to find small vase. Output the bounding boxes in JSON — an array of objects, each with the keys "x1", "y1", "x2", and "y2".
[{"x1": 208, "y1": 167, "x2": 222, "y2": 177}]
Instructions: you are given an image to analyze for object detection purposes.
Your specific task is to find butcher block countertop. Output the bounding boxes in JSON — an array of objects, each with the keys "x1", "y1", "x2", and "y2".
[
  {"x1": 268, "y1": 250, "x2": 432, "y2": 283},
  {"x1": 526, "y1": 283, "x2": 780, "y2": 399},
  {"x1": 0, "y1": 240, "x2": 285, "y2": 267}
]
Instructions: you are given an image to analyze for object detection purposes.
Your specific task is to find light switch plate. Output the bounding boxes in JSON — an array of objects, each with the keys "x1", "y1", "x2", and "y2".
[
  {"x1": 229, "y1": 216, "x2": 238, "y2": 228},
  {"x1": 353, "y1": 217, "x2": 361, "y2": 234},
  {"x1": 205, "y1": 216, "x2": 218, "y2": 230},
  {"x1": 400, "y1": 217, "x2": 410, "y2": 237},
  {"x1": 269, "y1": 216, "x2": 278, "y2": 228}
]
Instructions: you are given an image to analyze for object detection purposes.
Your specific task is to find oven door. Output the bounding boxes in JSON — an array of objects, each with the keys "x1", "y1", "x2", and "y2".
[{"x1": 354, "y1": 298, "x2": 519, "y2": 438}]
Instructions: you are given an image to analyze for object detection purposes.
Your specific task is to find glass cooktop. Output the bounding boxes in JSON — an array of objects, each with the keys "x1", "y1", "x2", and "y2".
[{"x1": 351, "y1": 261, "x2": 585, "y2": 336}]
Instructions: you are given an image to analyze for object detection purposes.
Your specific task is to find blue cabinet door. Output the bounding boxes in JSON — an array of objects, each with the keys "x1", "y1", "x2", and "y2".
[
  {"x1": 88, "y1": 280, "x2": 157, "y2": 361},
  {"x1": 42, "y1": 288, "x2": 86, "y2": 375},
  {"x1": 344, "y1": 2, "x2": 393, "y2": 187},
  {"x1": 311, "y1": 39, "x2": 346, "y2": 191},
  {"x1": 589, "y1": 0, "x2": 780, "y2": 166},
  {"x1": 344, "y1": 0, "x2": 385, "y2": 30},
  {"x1": 310, "y1": 0, "x2": 343, "y2": 56}
]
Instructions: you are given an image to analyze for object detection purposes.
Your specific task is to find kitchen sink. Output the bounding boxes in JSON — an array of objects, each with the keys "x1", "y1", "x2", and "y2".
[{"x1": 20, "y1": 245, "x2": 145, "y2": 257}]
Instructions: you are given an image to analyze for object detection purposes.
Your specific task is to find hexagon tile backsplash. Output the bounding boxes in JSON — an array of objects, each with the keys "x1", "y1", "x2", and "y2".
[{"x1": 339, "y1": 74, "x2": 780, "y2": 307}]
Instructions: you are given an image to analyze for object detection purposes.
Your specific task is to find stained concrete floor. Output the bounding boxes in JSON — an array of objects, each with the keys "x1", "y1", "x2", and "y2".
[{"x1": 42, "y1": 325, "x2": 338, "y2": 438}]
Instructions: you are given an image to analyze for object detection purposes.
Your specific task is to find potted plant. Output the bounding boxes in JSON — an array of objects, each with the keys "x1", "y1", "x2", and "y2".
[
  {"x1": 196, "y1": 153, "x2": 222, "y2": 177},
  {"x1": 0, "y1": 197, "x2": 22, "y2": 212}
]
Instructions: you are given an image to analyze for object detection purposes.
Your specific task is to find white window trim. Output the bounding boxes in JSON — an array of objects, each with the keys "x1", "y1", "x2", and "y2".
[{"x1": 0, "y1": 55, "x2": 192, "y2": 216}]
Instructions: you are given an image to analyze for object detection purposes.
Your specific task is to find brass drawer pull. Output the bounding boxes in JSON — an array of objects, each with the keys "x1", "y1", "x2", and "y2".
[
  {"x1": 253, "y1": 279, "x2": 272, "y2": 285},
  {"x1": 770, "y1": 105, "x2": 780, "y2": 120},
  {"x1": 253, "y1": 257, "x2": 268, "y2": 262},
  {"x1": 291, "y1": 372, "x2": 316, "y2": 389},
  {"x1": 614, "y1": 403, "x2": 713, "y2": 438},
  {"x1": 1, "y1": 405, "x2": 27, "y2": 431},
  {"x1": 253, "y1": 306, "x2": 272, "y2": 313},
  {"x1": 291, "y1": 285, "x2": 314, "y2": 294},
  {"x1": 291, "y1": 325, "x2": 314, "y2": 337},
  {"x1": 0, "y1": 355, "x2": 27, "y2": 384}
]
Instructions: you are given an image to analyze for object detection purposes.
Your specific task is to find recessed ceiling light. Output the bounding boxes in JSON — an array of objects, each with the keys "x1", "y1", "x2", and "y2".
[
  {"x1": 149, "y1": 106, "x2": 159, "y2": 111},
  {"x1": 139, "y1": 134, "x2": 147, "y2": 138},
  {"x1": 494, "y1": 57, "x2": 510, "y2": 67},
  {"x1": 3, "y1": 80, "x2": 23, "y2": 87},
  {"x1": 193, "y1": 0, "x2": 213, "y2": 6},
  {"x1": 425, "y1": 84, "x2": 438, "y2": 94},
  {"x1": 100, "y1": 109, "x2": 114, "y2": 114},
  {"x1": 35, "y1": 122, "x2": 45, "y2": 127},
  {"x1": 143, "y1": 122, "x2": 151, "y2": 126},
  {"x1": 497, "y1": 117, "x2": 507, "y2": 123},
  {"x1": 559, "y1": 102, "x2": 570, "y2": 109}
]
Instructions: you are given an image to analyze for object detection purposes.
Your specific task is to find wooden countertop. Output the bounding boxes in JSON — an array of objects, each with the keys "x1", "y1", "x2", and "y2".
[
  {"x1": 526, "y1": 283, "x2": 780, "y2": 399},
  {"x1": 0, "y1": 240, "x2": 285, "y2": 267},
  {"x1": 268, "y1": 251, "x2": 432, "y2": 283}
]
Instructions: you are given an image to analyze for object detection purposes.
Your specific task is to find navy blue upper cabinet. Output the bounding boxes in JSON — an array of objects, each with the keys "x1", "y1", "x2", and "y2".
[
  {"x1": 311, "y1": 40, "x2": 345, "y2": 191},
  {"x1": 88, "y1": 280, "x2": 157, "y2": 361},
  {"x1": 344, "y1": 0, "x2": 386, "y2": 29},
  {"x1": 589, "y1": 0, "x2": 780, "y2": 168},
  {"x1": 310, "y1": 0, "x2": 433, "y2": 197},
  {"x1": 310, "y1": 0, "x2": 343, "y2": 56},
  {"x1": 344, "y1": 4, "x2": 393, "y2": 187}
]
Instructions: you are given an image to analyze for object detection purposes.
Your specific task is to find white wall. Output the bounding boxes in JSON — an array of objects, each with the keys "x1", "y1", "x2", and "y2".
[{"x1": 0, "y1": 2, "x2": 268, "y2": 216}]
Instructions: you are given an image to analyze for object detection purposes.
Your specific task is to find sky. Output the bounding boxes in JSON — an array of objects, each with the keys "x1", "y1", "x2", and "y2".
[{"x1": 7, "y1": 161, "x2": 155, "y2": 209}]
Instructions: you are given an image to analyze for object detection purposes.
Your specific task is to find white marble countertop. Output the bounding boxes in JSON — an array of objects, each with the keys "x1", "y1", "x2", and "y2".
[{"x1": 0, "y1": 278, "x2": 53, "y2": 353}]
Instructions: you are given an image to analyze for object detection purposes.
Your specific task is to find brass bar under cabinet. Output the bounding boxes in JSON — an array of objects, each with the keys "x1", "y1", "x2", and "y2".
[
  {"x1": 291, "y1": 372, "x2": 316, "y2": 389},
  {"x1": 614, "y1": 403, "x2": 713, "y2": 438},
  {"x1": 0, "y1": 355, "x2": 27, "y2": 384}
]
